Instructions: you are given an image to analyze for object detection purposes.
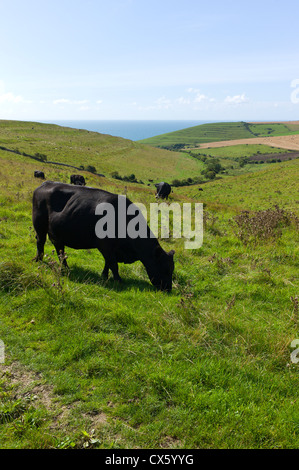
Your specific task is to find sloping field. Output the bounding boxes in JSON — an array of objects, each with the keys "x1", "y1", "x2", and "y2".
[
  {"x1": 139, "y1": 121, "x2": 299, "y2": 148},
  {"x1": 138, "y1": 121, "x2": 254, "y2": 147},
  {"x1": 0, "y1": 120, "x2": 203, "y2": 182},
  {"x1": 179, "y1": 158, "x2": 299, "y2": 213},
  {"x1": 198, "y1": 134, "x2": 299, "y2": 151}
]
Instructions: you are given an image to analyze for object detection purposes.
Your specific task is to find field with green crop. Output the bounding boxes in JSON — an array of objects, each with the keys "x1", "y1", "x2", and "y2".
[
  {"x1": 0, "y1": 122, "x2": 298, "y2": 449},
  {"x1": 248, "y1": 123, "x2": 292, "y2": 137},
  {"x1": 191, "y1": 143, "x2": 293, "y2": 160},
  {"x1": 138, "y1": 121, "x2": 299, "y2": 147}
]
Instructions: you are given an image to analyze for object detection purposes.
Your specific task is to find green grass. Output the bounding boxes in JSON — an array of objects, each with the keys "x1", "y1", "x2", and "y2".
[
  {"x1": 138, "y1": 121, "x2": 299, "y2": 147},
  {"x1": 179, "y1": 158, "x2": 299, "y2": 212},
  {"x1": 0, "y1": 122, "x2": 298, "y2": 449}
]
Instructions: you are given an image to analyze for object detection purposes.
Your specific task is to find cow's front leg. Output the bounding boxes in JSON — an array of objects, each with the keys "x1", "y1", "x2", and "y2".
[
  {"x1": 110, "y1": 261, "x2": 122, "y2": 282},
  {"x1": 101, "y1": 261, "x2": 109, "y2": 279}
]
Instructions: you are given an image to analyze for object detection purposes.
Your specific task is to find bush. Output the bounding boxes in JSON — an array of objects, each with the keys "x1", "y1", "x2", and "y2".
[
  {"x1": 34, "y1": 153, "x2": 47, "y2": 162},
  {"x1": 111, "y1": 171, "x2": 121, "y2": 180},
  {"x1": 172, "y1": 177, "x2": 202, "y2": 187},
  {"x1": 85, "y1": 165, "x2": 97, "y2": 174},
  {"x1": 230, "y1": 205, "x2": 299, "y2": 244},
  {"x1": 202, "y1": 170, "x2": 216, "y2": 180},
  {"x1": 111, "y1": 172, "x2": 138, "y2": 183}
]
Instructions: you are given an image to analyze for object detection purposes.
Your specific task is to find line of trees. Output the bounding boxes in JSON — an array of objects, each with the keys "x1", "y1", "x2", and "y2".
[{"x1": 111, "y1": 171, "x2": 144, "y2": 184}]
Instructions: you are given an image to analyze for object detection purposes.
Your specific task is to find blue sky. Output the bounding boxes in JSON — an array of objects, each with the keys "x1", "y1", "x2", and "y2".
[{"x1": 1, "y1": 0, "x2": 299, "y2": 121}]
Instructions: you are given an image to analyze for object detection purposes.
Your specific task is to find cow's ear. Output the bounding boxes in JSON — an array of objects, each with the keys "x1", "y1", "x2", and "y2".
[
  {"x1": 154, "y1": 246, "x2": 164, "y2": 258},
  {"x1": 168, "y1": 250, "x2": 175, "y2": 257}
]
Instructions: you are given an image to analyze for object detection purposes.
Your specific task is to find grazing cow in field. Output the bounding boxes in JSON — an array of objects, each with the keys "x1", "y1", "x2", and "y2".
[
  {"x1": 70, "y1": 174, "x2": 86, "y2": 186},
  {"x1": 32, "y1": 181, "x2": 175, "y2": 292},
  {"x1": 198, "y1": 187, "x2": 203, "y2": 191},
  {"x1": 34, "y1": 171, "x2": 45, "y2": 179},
  {"x1": 155, "y1": 182, "x2": 171, "y2": 200}
]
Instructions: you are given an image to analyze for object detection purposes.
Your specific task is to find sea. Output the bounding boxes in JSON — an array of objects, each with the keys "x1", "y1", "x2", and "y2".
[{"x1": 40, "y1": 120, "x2": 215, "y2": 141}]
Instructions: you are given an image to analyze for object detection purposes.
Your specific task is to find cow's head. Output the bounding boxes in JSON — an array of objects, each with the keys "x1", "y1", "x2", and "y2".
[{"x1": 146, "y1": 246, "x2": 175, "y2": 292}]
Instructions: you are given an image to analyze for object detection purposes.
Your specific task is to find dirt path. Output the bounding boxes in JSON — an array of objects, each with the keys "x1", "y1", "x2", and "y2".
[
  {"x1": 197, "y1": 134, "x2": 299, "y2": 151},
  {"x1": 1, "y1": 361, "x2": 108, "y2": 438}
]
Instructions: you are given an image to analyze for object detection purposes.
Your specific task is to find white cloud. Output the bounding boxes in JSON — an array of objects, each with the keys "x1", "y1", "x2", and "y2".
[
  {"x1": 186, "y1": 87, "x2": 214, "y2": 104},
  {"x1": 96, "y1": 99, "x2": 103, "y2": 104},
  {"x1": 224, "y1": 93, "x2": 249, "y2": 104},
  {"x1": 186, "y1": 87, "x2": 200, "y2": 94},
  {"x1": 176, "y1": 96, "x2": 191, "y2": 105},
  {"x1": 0, "y1": 92, "x2": 25, "y2": 104},
  {"x1": 194, "y1": 93, "x2": 209, "y2": 103},
  {"x1": 53, "y1": 98, "x2": 70, "y2": 105},
  {"x1": 0, "y1": 81, "x2": 31, "y2": 104},
  {"x1": 155, "y1": 96, "x2": 172, "y2": 109}
]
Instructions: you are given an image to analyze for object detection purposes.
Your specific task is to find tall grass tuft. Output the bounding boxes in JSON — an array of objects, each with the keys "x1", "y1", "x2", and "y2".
[{"x1": 0, "y1": 261, "x2": 41, "y2": 293}]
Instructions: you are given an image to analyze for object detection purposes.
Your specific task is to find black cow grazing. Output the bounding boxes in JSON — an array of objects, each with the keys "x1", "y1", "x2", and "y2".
[
  {"x1": 198, "y1": 187, "x2": 203, "y2": 191},
  {"x1": 155, "y1": 182, "x2": 171, "y2": 200},
  {"x1": 32, "y1": 181, "x2": 175, "y2": 292},
  {"x1": 70, "y1": 174, "x2": 86, "y2": 186},
  {"x1": 34, "y1": 171, "x2": 45, "y2": 179}
]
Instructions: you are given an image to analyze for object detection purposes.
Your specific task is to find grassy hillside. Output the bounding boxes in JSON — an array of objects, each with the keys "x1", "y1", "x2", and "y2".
[
  {"x1": 0, "y1": 123, "x2": 298, "y2": 449},
  {"x1": 138, "y1": 121, "x2": 299, "y2": 147},
  {"x1": 0, "y1": 120, "x2": 204, "y2": 183}
]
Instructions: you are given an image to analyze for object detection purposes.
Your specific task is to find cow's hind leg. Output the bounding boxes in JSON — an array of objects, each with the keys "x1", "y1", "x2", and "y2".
[
  {"x1": 32, "y1": 201, "x2": 48, "y2": 262},
  {"x1": 34, "y1": 232, "x2": 46, "y2": 261},
  {"x1": 101, "y1": 261, "x2": 121, "y2": 282},
  {"x1": 100, "y1": 251, "x2": 122, "y2": 282}
]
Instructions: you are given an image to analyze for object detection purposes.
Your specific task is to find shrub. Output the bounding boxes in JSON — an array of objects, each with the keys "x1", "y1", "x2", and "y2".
[
  {"x1": 34, "y1": 153, "x2": 47, "y2": 162},
  {"x1": 230, "y1": 205, "x2": 299, "y2": 244},
  {"x1": 111, "y1": 171, "x2": 121, "y2": 180},
  {"x1": 85, "y1": 165, "x2": 97, "y2": 174}
]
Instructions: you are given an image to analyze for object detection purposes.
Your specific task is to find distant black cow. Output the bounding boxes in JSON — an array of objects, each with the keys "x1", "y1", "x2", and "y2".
[
  {"x1": 155, "y1": 182, "x2": 171, "y2": 200},
  {"x1": 70, "y1": 174, "x2": 86, "y2": 186},
  {"x1": 32, "y1": 181, "x2": 175, "y2": 292},
  {"x1": 34, "y1": 171, "x2": 45, "y2": 179},
  {"x1": 198, "y1": 187, "x2": 203, "y2": 191}
]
